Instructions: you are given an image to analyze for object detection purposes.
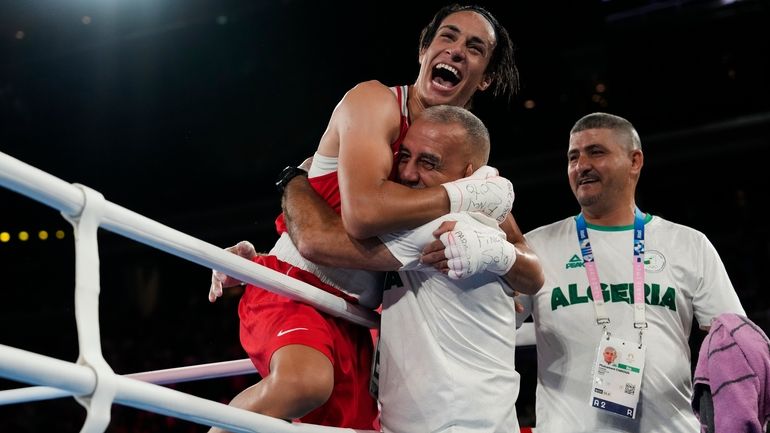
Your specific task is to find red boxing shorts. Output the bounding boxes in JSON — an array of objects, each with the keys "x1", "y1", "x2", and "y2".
[{"x1": 238, "y1": 255, "x2": 378, "y2": 429}]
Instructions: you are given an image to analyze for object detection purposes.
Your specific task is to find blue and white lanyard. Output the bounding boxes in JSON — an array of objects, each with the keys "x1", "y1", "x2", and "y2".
[{"x1": 575, "y1": 208, "x2": 648, "y2": 343}]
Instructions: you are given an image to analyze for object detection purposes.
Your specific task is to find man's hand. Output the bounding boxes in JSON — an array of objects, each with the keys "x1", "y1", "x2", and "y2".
[
  {"x1": 422, "y1": 221, "x2": 527, "y2": 308},
  {"x1": 208, "y1": 240, "x2": 257, "y2": 303},
  {"x1": 441, "y1": 166, "x2": 515, "y2": 224},
  {"x1": 424, "y1": 219, "x2": 516, "y2": 280},
  {"x1": 420, "y1": 220, "x2": 460, "y2": 270}
]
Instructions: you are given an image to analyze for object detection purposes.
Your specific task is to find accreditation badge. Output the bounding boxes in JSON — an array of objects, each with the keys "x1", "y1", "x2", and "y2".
[{"x1": 589, "y1": 335, "x2": 646, "y2": 418}]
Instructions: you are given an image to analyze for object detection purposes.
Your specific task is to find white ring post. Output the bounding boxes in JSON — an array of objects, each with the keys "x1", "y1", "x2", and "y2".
[{"x1": 63, "y1": 184, "x2": 117, "y2": 433}]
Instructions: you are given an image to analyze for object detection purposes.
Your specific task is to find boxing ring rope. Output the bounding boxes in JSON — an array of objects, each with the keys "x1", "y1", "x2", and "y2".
[
  {"x1": 0, "y1": 150, "x2": 536, "y2": 432},
  {"x1": 0, "y1": 152, "x2": 379, "y2": 329},
  {"x1": 0, "y1": 343, "x2": 370, "y2": 433},
  {"x1": 0, "y1": 150, "x2": 380, "y2": 432},
  {"x1": 0, "y1": 358, "x2": 257, "y2": 405}
]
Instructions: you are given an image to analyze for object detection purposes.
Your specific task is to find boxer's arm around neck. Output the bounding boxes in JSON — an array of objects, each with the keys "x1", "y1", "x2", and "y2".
[{"x1": 282, "y1": 175, "x2": 401, "y2": 271}]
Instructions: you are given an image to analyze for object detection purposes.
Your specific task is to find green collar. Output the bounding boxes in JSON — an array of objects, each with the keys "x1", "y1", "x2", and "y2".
[{"x1": 576, "y1": 213, "x2": 653, "y2": 232}]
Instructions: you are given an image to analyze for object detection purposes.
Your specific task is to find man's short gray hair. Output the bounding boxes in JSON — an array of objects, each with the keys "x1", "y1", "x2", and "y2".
[
  {"x1": 570, "y1": 112, "x2": 642, "y2": 151},
  {"x1": 420, "y1": 105, "x2": 491, "y2": 164}
]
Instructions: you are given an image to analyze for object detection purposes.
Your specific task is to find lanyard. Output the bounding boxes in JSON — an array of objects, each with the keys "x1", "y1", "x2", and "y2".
[{"x1": 575, "y1": 208, "x2": 648, "y2": 341}]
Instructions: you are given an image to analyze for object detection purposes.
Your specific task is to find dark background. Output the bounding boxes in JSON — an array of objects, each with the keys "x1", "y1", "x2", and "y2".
[{"x1": 1, "y1": 0, "x2": 769, "y2": 431}]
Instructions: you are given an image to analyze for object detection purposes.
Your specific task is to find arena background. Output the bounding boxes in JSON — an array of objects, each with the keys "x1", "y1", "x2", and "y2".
[{"x1": 1, "y1": 0, "x2": 768, "y2": 431}]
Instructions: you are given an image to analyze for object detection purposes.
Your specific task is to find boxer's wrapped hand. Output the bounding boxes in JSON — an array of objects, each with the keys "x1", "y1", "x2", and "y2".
[
  {"x1": 441, "y1": 165, "x2": 514, "y2": 224},
  {"x1": 439, "y1": 220, "x2": 517, "y2": 280},
  {"x1": 208, "y1": 240, "x2": 257, "y2": 303}
]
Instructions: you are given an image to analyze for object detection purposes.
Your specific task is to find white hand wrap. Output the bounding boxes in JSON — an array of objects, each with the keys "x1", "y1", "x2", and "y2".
[
  {"x1": 441, "y1": 165, "x2": 514, "y2": 224},
  {"x1": 440, "y1": 220, "x2": 517, "y2": 280}
]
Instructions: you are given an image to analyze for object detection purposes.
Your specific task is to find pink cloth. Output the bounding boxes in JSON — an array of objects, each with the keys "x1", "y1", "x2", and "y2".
[{"x1": 693, "y1": 313, "x2": 770, "y2": 432}]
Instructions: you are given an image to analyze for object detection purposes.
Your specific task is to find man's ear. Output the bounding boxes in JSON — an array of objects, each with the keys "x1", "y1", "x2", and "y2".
[
  {"x1": 464, "y1": 163, "x2": 474, "y2": 177},
  {"x1": 628, "y1": 149, "x2": 644, "y2": 184},
  {"x1": 630, "y1": 149, "x2": 644, "y2": 173},
  {"x1": 477, "y1": 73, "x2": 493, "y2": 91}
]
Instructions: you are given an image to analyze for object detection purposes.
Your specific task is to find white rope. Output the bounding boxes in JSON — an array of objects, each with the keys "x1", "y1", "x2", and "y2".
[
  {"x1": 0, "y1": 151, "x2": 378, "y2": 329},
  {"x1": 0, "y1": 150, "x2": 536, "y2": 431},
  {"x1": 0, "y1": 320, "x2": 535, "y2": 404},
  {"x1": 0, "y1": 320, "x2": 535, "y2": 405},
  {"x1": 0, "y1": 358, "x2": 257, "y2": 405},
  {"x1": 0, "y1": 344, "x2": 375, "y2": 433},
  {"x1": 0, "y1": 149, "x2": 379, "y2": 432}
]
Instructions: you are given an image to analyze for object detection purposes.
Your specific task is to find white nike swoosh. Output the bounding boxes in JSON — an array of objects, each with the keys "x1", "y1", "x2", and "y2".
[{"x1": 276, "y1": 327, "x2": 309, "y2": 337}]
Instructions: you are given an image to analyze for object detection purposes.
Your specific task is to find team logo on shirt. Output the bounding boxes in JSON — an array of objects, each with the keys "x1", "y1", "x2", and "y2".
[
  {"x1": 565, "y1": 252, "x2": 665, "y2": 272},
  {"x1": 644, "y1": 250, "x2": 666, "y2": 272},
  {"x1": 565, "y1": 254, "x2": 584, "y2": 269}
]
